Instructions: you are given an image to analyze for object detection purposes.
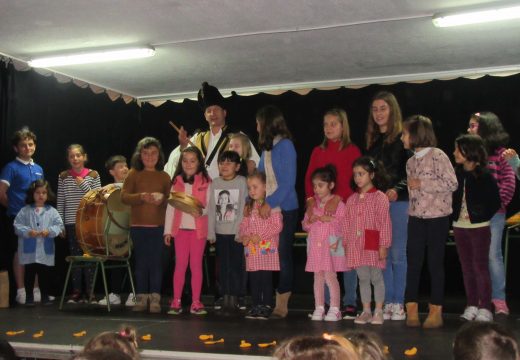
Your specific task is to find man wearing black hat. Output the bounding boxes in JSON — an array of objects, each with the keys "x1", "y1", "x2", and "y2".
[{"x1": 164, "y1": 82, "x2": 259, "y2": 179}]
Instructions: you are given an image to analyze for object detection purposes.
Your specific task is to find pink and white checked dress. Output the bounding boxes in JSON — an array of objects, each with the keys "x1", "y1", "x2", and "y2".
[
  {"x1": 239, "y1": 206, "x2": 283, "y2": 271},
  {"x1": 303, "y1": 199, "x2": 348, "y2": 272},
  {"x1": 343, "y1": 189, "x2": 392, "y2": 270}
]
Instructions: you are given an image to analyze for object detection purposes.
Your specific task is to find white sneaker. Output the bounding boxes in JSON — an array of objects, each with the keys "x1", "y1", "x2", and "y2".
[
  {"x1": 391, "y1": 303, "x2": 406, "y2": 321},
  {"x1": 460, "y1": 306, "x2": 479, "y2": 321},
  {"x1": 125, "y1": 294, "x2": 137, "y2": 307},
  {"x1": 475, "y1": 308, "x2": 493, "y2": 322},
  {"x1": 16, "y1": 288, "x2": 26, "y2": 304},
  {"x1": 33, "y1": 288, "x2": 41, "y2": 303},
  {"x1": 324, "y1": 307, "x2": 342, "y2": 322},
  {"x1": 48, "y1": 295, "x2": 55, "y2": 301},
  {"x1": 311, "y1": 306, "x2": 326, "y2": 321},
  {"x1": 383, "y1": 303, "x2": 393, "y2": 320},
  {"x1": 98, "y1": 293, "x2": 121, "y2": 306}
]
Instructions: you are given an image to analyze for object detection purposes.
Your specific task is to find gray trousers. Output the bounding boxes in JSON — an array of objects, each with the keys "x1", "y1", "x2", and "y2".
[{"x1": 356, "y1": 266, "x2": 385, "y2": 305}]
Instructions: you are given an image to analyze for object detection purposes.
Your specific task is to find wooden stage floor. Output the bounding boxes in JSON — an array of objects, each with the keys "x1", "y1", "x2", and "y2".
[{"x1": 1, "y1": 295, "x2": 519, "y2": 360}]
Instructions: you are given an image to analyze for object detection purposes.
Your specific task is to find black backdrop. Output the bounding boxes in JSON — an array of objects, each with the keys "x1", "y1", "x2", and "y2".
[{"x1": 1, "y1": 60, "x2": 520, "y2": 297}]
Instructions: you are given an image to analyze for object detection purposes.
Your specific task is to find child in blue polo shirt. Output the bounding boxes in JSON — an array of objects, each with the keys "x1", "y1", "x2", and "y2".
[{"x1": 0, "y1": 127, "x2": 44, "y2": 306}]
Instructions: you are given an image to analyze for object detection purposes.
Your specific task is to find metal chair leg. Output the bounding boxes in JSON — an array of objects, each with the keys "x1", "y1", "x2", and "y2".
[{"x1": 59, "y1": 261, "x2": 74, "y2": 310}]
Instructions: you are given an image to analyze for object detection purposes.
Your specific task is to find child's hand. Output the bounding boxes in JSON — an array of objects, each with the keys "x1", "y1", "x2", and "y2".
[
  {"x1": 28, "y1": 230, "x2": 39, "y2": 237},
  {"x1": 164, "y1": 234, "x2": 171, "y2": 246},
  {"x1": 75, "y1": 176, "x2": 84, "y2": 186},
  {"x1": 324, "y1": 195, "x2": 341, "y2": 216},
  {"x1": 379, "y1": 246, "x2": 388, "y2": 260},
  {"x1": 150, "y1": 192, "x2": 164, "y2": 205},
  {"x1": 243, "y1": 204, "x2": 251, "y2": 217},
  {"x1": 386, "y1": 188, "x2": 398, "y2": 202},
  {"x1": 240, "y1": 235, "x2": 250, "y2": 246},
  {"x1": 408, "y1": 178, "x2": 421, "y2": 190},
  {"x1": 329, "y1": 241, "x2": 338, "y2": 251},
  {"x1": 308, "y1": 214, "x2": 319, "y2": 223},
  {"x1": 319, "y1": 215, "x2": 334, "y2": 222},
  {"x1": 251, "y1": 235, "x2": 261, "y2": 244},
  {"x1": 140, "y1": 192, "x2": 152, "y2": 203},
  {"x1": 41, "y1": 229, "x2": 49, "y2": 237},
  {"x1": 190, "y1": 208, "x2": 202, "y2": 218},
  {"x1": 503, "y1": 148, "x2": 518, "y2": 160},
  {"x1": 305, "y1": 197, "x2": 316, "y2": 216},
  {"x1": 259, "y1": 203, "x2": 271, "y2": 219},
  {"x1": 208, "y1": 238, "x2": 216, "y2": 244}
]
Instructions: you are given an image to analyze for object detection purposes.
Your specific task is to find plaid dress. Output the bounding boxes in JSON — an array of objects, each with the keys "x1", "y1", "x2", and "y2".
[
  {"x1": 303, "y1": 199, "x2": 348, "y2": 272},
  {"x1": 343, "y1": 189, "x2": 392, "y2": 270},
  {"x1": 239, "y1": 205, "x2": 282, "y2": 271}
]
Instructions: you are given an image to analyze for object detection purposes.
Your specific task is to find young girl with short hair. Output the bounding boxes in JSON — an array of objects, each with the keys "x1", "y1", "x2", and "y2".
[
  {"x1": 401, "y1": 115, "x2": 458, "y2": 328},
  {"x1": 57, "y1": 144, "x2": 101, "y2": 303},
  {"x1": 164, "y1": 147, "x2": 211, "y2": 315},
  {"x1": 121, "y1": 137, "x2": 170, "y2": 313},
  {"x1": 240, "y1": 170, "x2": 283, "y2": 319},
  {"x1": 343, "y1": 157, "x2": 391, "y2": 325},
  {"x1": 452, "y1": 134, "x2": 501, "y2": 322},
  {"x1": 467, "y1": 111, "x2": 515, "y2": 315},
  {"x1": 14, "y1": 179, "x2": 64, "y2": 306}
]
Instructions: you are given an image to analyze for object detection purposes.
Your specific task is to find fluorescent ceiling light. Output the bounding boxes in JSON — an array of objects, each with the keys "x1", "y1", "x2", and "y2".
[
  {"x1": 433, "y1": 4, "x2": 520, "y2": 27},
  {"x1": 28, "y1": 47, "x2": 155, "y2": 67}
]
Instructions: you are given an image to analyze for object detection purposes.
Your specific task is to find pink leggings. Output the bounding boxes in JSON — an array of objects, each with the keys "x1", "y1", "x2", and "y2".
[
  {"x1": 173, "y1": 230, "x2": 206, "y2": 302},
  {"x1": 314, "y1": 271, "x2": 340, "y2": 308}
]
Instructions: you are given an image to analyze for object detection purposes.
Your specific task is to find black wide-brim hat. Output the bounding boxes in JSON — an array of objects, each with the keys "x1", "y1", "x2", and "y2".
[{"x1": 197, "y1": 82, "x2": 226, "y2": 111}]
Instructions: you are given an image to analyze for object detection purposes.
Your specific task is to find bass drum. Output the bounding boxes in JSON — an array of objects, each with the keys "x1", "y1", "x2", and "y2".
[{"x1": 76, "y1": 187, "x2": 131, "y2": 256}]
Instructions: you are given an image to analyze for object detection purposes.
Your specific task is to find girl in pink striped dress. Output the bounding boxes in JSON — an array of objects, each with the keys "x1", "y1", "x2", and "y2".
[
  {"x1": 303, "y1": 165, "x2": 348, "y2": 322},
  {"x1": 343, "y1": 156, "x2": 392, "y2": 325},
  {"x1": 239, "y1": 171, "x2": 283, "y2": 319}
]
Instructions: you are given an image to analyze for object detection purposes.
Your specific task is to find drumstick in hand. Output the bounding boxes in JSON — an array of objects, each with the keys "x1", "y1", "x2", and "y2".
[{"x1": 169, "y1": 121, "x2": 197, "y2": 148}]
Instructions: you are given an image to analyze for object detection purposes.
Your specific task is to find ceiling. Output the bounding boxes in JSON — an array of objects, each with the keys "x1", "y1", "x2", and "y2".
[{"x1": 1, "y1": 0, "x2": 520, "y2": 102}]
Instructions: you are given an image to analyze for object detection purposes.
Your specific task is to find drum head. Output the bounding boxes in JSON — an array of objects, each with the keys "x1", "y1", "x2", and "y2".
[{"x1": 168, "y1": 191, "x2": 203, "y2": 214}]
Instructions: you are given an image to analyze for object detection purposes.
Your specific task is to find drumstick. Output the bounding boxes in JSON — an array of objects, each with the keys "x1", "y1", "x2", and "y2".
[{"x1": 169, "y1": 121, "x2": 197, "y2": 148}]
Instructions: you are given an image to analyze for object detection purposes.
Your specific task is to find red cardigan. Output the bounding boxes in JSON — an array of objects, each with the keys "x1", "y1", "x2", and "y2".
[{"x1": 304, "y1": 140, "x2": 361, "y2": 201}]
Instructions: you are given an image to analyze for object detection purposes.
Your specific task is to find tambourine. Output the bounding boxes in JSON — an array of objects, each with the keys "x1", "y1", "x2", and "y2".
[{"x1": 168, "y1": 191, "x2": 204, "y2": 215}]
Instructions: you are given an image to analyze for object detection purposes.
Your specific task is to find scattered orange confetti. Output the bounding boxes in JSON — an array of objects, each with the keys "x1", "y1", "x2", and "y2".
[
  {"x1": 240, "y1": 340, "x2": 252, "y2": 348},
  {"x1": 82, "y1": 253, "x2": 91, "y2": 257},
  {"x1": 198, "y1": 334, "x2": 214, "y2": 341},
  {"x1": 73, "y1": 331, "x2": 87, "y2": 337},
  {"x1": 404, "y1": 347, "x2": 418, "y2": 356},
  {"x1": 204, "y1": 338, "x2": 224, "y2": 345},
  {"x1": 384, "y1": 345, "x2": 389, "y2": 354},
  {"x1": 6, "y1": 330, "x2": 25, "y2": 336},
  {"x1": 33, "y1": 330, "x2": 44, "y2": 338},
  {"x1": 258, "y1": 341, "x2": 277, "y2": 348},
  {"x1": 141, "y1": 334, "x2": 152, "y2": 341}
]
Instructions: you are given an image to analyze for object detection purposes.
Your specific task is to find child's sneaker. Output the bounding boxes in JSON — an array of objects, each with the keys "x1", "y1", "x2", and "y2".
[
  {"x1": 67, "y1": 290, "x2": 81, "y2": 304},
  {"x1": 245, "y1": 305, "x2": 260, "y2": 319},
  {"x1": 213, "y1": 296, "x2": 224, "y2": 310},
  {"x1": 167, "y1": 298, "x2": 182, "y2": 315},
  {"x1": 190, "y1": 301, "x2": 207, "y2": 315},
  {"x1": 492, "y1": 299, "x2": 509, "y2": 316},
  {"x1": 236, "y1": 297, "x2": 247, "y2": 310},
  {"x1": 16, "y1": 288, "x2": 26, "y2": 305},
  {"x1": 98, "y1": 293, "x2": 121, "y2": 306},
  {"x1": 391, "y1": 303, "x2": 406, "y2": 321},
  {"x1": 342, "y1": 304, "x2": 358, "y2": 319},
  {"x1": 371, "y1": 309, "x2": 384, "y2": 325},
  {"x1": 125, "y1": 294, "x2": 136, "y2": 307},
  {"x1": 256, "y1": 305, "x2": 271, "y2": 320},
  {"x1": 33, "y1": 288, "x2": 41, "y2": 303},
  {"x1": 324, "y1": 307, "x2": 342, "y2": 322},
  {"x1": 25, "y1": 294, "x2": 35, "y2": 307},
  {"x1": 460, "y1": 306, "x2": 478, "y2": 321},
  {"x1": 311, "y1": 306, "x2": 326, "y2": 321},
  {"x1": 41, "y1": 295, "x2": 54, "y2": 306},
  {"x1": 354, "y1": 311, "x2": 372, "y2": 324},
  {"x1": 383, "y1": 303, "x2": 393, "y2": 320},
  {"x1": 475, "y1": 308, "x2": 493, "y2": 322}
]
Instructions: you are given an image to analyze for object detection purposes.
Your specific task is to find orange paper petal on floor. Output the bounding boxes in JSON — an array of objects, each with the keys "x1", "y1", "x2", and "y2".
[
  {"x1": 141, "y1": 334, "x2": 152, "y2": 341},
  {"x1": 240, "y1": 340, "x2": 252, "y2": 348},
  {"x1": 73, "y1": 331, "x2": 87, "y2": 337},
  {"x1": 404, "y1": 347, "x2": 418, "y2": 356},
  {"x1": 384, "y1": 345, "x2": 390, "y2": 354},
  {"x1": 6, "y1": 330, "x2": 25, "y2": 336},
  {"x1": 204, "y1": 338, "x2": 224, "y2": 345},
  {"x1": 258, "y1": 341, "x2": 277, "y2": 348},
  {"x1": 198, "y1": 334, "x2": 214, "y2": 341},
  {"x1": 33, "y1": 330, "x2": 44, "y2": 338}
]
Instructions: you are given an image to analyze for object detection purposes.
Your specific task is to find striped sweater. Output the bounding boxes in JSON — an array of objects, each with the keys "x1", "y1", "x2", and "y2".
[
  {"x1": 487, "y1": 147, "x2": 516, "y2": 213},
  {"x1": 57, "y1": 169, "x2": 102, "y2": 225}
]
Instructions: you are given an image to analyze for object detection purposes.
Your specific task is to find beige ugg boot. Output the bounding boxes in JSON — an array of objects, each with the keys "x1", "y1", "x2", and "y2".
[
  {"x1": 149, "y1": 293, "x2": 161, "y2": 313},
  {"x1": 423, "y1": 304, "x2": 443, "y2": 328},
  {"x1": 0, "y1": 271, "x2": 9, "y2": 308},
  {"x1": 405, "y1": 302, "x2": 421, "y2": 327},
  {"x1": 270, "y1": 291, "x2": 291, "y2": 319},
  {"x1": 132, "y1": 294, "x2": 149, "y2": 312}
]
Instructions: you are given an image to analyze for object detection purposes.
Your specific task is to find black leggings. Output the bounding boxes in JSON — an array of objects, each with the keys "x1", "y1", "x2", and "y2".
[
  {"x1": 249, "y1": 270, "x2": 273, "y2": 307},
  {"x1": 25, "y1": 263, "x2": 52, "y2": 301}
]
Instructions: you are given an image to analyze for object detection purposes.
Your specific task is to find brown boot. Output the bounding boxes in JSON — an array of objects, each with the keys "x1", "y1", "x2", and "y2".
[
  {"x1": 132, "y1": 294, "x2": 149, "y2": 312},
  {"x1": 423, "y1": 304, "x2": 443, "y2": 328},
  {"x1": 149, "y1": 293, "x2": 161, "y2": 313},
  {"x1": 270, "y1": 291, "x2": 291, "y2": 319},
  {"x1": 0, "y1": 271, "x2": 9, "y2": 309},
  {"x1": 405, "y1": 302, "x2": 421, "y2": 327}
]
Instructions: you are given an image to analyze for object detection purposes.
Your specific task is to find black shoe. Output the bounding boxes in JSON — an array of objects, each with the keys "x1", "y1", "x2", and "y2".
[
  {"x1": 257, "y1": 305, "x2": 272, "y2": 320},
  {"x1": 342, "y1": 304, "x2": 358, "y2": 319},
  {"x1": 41, "y1": 295, "x2": 54, "y2": 306},
  {"x1": 245, "y1": 306, "x2": 260, "y2": 319},
  {"x1": 236, "y1": 297, "x2": 247, "y2": 310},
  {"x1": 25, "y1": 296, "x2": 35, "y2": 307},
  {"x1": 213, "y1": 297, "x2": 224, "y2": 310}
]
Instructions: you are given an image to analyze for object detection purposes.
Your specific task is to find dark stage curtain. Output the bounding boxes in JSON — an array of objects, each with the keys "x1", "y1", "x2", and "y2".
[{"x1": 1, "y1": 59, "x2": 520, "y2": 297}]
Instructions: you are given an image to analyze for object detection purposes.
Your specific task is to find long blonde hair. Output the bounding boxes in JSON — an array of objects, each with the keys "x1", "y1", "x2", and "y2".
[
  {"x1": 366, "y1": 91, "x2": 403, "y2": 149},
  {"x1": 320, "y1": 108, "x2": 352, "y2": 150},
  {"x1": 229, "y1": 133, "x2": 252, "y2": 159}
]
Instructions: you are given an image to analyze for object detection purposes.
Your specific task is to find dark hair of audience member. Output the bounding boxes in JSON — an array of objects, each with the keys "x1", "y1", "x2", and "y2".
[
  {"x1": 344, "y1": 330, "x2": 388, "y2": 360},
  {"x1": 273, "y1": 334, "x2": 360, "y2": 360},
  {"x1": 0, "y1": 339, "x2": 17, "y2": 360}
]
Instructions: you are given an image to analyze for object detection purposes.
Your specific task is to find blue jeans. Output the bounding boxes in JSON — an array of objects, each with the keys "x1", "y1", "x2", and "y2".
[
  {"x1": 383, "y1": 201, "x2": 408, "y2": 304},
  {"x1": 131, "y1": 226, "x2": 164, "y2": 294},
  {"x1": 277, "y1": 209, "x2": 298, "y2": 294},
  {"x1": 489, "y1": 213, "x2": 506, "y2": 301}
]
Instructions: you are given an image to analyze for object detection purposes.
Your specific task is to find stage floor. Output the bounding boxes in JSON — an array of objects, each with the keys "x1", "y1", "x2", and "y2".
[{"x1": 1, "y1": 295, "x2": 519, "y2": 360}]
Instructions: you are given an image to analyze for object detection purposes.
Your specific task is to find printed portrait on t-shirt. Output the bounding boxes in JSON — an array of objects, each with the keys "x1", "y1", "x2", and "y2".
[{"x1": 215, "y1": 189, "x2": 239, "y2": 222}]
